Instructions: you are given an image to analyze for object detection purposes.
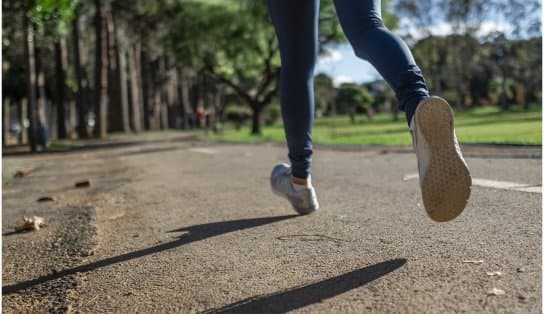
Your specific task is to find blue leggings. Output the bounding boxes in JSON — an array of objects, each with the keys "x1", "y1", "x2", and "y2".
[{"x1": 267, "y1": 0, "x2": 429, "y2": 179}]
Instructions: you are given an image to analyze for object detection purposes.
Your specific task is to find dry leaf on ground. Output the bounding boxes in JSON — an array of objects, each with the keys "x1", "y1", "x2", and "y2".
[
  {"x1": 37, "y1": 196, "x2": 55, "y2": 202},
  {"x1": 15, "y1": 216, "x2": 46, "y2": 231},
  {"x1": 487, "y1": 287, "x2": 505, "y2": 296},
  {"x1": 75, "y1": 179, "x2": 91, "y2": 188},
  {"x1": 14, "y1": 168, "x2": 33, "y2": 178}
]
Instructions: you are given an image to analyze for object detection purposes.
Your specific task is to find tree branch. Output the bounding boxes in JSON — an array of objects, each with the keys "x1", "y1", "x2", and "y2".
[
  {"x1": 259, "y1": 81, "x2": 279, "y2": 106},
  {"x1": 204, "y1": 64, "x2": 253, "y2": 106},
  {"x1": 256, "y1": 35, "x2": 279, "y2": 97}
]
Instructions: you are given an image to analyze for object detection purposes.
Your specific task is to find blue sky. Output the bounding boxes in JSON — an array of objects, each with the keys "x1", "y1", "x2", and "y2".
[
  {"x1": 314, "y1": 18, "x2": 524, "y2": 86},
  {"x1": 315, "y1": 44, "x2": 382, "y2": 87}
]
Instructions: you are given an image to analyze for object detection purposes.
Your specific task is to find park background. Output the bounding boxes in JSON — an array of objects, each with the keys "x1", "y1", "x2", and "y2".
[
  {"x1": 2, "y1": 0, "x2": 542, "y2": 151},
  {"x1": 2, "y1": 1, "x2": 543, "y2": 312}
]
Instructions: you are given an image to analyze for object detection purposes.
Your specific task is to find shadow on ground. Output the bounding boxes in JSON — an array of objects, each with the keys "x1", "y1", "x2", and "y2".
[
  {"x1": 2, "y1": 230, "x2": 33, "y2": 237},
  {"x1": 2, "y1": 215, "x2": 297, "y2": 295},
  {"x1": 204, "y1": 259, "x2": 407, "y2": 314},
  {"x1": 2, "y1": 134, "x2": 198, "y2": 156}
]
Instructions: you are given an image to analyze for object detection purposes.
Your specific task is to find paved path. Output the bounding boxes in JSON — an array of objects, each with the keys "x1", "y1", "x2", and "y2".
[{"x1": 2, "y1": 136, "x2": 541, "y2": 313}]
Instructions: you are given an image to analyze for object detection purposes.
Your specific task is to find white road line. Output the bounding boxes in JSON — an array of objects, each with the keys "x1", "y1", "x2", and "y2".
[
  {"x1": 402, "y1": 173, "x2": 419, "y2": 181},
  {"x1": 187, "y1": 147, "x2": 218, "y2": 155},
  {"x1": 403, "y1": 173, "x2": 541, "y2": 194}
]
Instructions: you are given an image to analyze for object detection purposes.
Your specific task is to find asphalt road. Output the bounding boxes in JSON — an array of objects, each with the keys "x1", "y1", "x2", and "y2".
[{"x1": 2, "y1": 136, "x2": 541, "y2": 313}]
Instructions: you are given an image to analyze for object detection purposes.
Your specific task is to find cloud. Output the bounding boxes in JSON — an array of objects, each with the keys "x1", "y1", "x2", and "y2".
[
  {"x1": 333, "y1": 74, "x2": 354, "y2": 87},
  {"x1": 477, "y1": 21, "x2": 513, "y2": 37},
  {"x1": 317, "y1": 49, "x2": 343, "y2": 65},
  {"x1": 398, "y1": 19, "x2": 513, "y2": 40}
]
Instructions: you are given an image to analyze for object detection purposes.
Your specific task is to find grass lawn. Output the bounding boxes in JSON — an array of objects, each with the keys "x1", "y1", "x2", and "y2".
[{"x1": 206, "y1": 105, "x2": 542, "y2": 146}]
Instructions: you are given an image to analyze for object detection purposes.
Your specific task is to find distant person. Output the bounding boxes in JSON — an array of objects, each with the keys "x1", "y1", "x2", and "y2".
[
  {"x1": 196, "y1": 107, "x2": 206, "y2": 128},
  {"x1": 268, "y1": 0, "x2": 471, "y2": 222},
  {"x1": 187, "y1": 110, "x2": 196, "y2": 129}
]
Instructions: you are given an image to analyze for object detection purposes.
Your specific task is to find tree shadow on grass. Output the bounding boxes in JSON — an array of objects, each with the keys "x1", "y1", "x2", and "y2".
[
  {"x1": 2, "y1": 215, "x2": 297, "y2": 295},
  {"x1": 204, "y1": 258, "x2": 407, "y2": 314}
]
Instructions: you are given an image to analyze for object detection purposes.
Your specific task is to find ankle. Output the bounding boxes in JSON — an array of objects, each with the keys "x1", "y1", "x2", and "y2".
[{"x1": 292, "y1": 176, "x2": 311, "y2": 187}]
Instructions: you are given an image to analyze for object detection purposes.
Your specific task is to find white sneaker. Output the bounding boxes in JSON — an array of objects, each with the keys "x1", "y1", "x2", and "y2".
[
  {"x1": 270, "y1": 163, "x2": 319, "y2": 215},
  {"x1": 410, "y1": 96, "x2": 472, "y2": 222}
]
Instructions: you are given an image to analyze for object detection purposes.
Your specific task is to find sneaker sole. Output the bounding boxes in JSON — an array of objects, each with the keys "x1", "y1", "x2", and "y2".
[
  {"x1": 271, "y1": 188, "x2": 318, "y2": 215},
  {"x1": 415, "y1": 97, "x2": 472, "y2": 222}
]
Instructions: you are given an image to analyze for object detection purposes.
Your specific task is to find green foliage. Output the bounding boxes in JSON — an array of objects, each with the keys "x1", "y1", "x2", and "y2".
[
  {"x1": 381, "y1": 0, "x2": 399, "y2": 30},
  {"x1": 224, "y1": 105, "x2": 251, "y2": 130},
  {"x1": 411, "y1": 32, "x2": 541, "y2": 108},
  {"x1": 335, "y1": 83, "x2": 374, "y2": 114},
  {"x1": 29, "y1": 0, "x2": 79, "y2": 38},
  {"x1": 314, "y1": 73, "x2": 336, "y2": 114},
  {"x1": 318, "y1": 0, "x2": 398, "y2": 47},
  {"x1": 163, "y1": 0, "x2": 346, "y2": 99},
  {"x1": 164, "y1": 0, "x2": 280, "y2": 113},
  {"x1": 318, "y1": 1, "x2": 346, "y2": 46},
  {"x1": 266, "y1": 104, "x2": 281, "y2": 125},
  {"x1": 398, "y1": 0, "x2": 541, "y2": 110}
]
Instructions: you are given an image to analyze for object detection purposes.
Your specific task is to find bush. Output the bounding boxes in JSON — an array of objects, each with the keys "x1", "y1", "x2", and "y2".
[
  {"x1": 225, "y1": 106, "x2": 251, "y2": 130},
  {"x1": 265, "y1": 104, "x2": 281, "y2": 125}
]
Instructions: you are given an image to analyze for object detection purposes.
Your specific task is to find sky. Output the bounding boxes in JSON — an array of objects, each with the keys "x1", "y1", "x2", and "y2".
[
  {"x1": 313, "y1": 19, "x2": 522, "y2": 87},
  {"x1": 315, "y1": 44, "x2": 382, "y2": 87}
]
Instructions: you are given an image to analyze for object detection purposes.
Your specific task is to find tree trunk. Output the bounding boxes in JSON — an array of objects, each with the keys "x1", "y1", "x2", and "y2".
[
  {"x1": 3, "y1": 98, "x2": 10, "y2": 146},
  {"x1": 177, "y1": 67, "x2": 189, "y2": 129},
  {"x1": 251, "y1": 104, "x2": 263, "y2": 135},
  {"x1": 128, "y1": 44, "x2": 142, "y2": 132},
  {"x1": 106, "y1": 10, "x2": 128, "y2": 132},
  {"x1": 141, "y1": 48, "x2": 152, "y2": 130},
  {"x1": 106, "y1": 9, "x2": 120, "y2": 132},
  {"x1": 499, "y1": 68, "x2": 509, "y2": 110},
  {"x1": 2, "y1": 59, "x2": 7, "y2": 146},
  {"x1": 72, "y1": 5, "x2": 90, "y2": 139},
  {"x1": 23, "y1": 17, "x2": 38, "y2": 151},
  {"x1": 35, "y1": 47, "x2": 48, "y2": 146},
  {"x1": 94, "y1": 0, "x2": 109, "y2": 138},
  {"x1": 212, "y1": 88, "x2": 223, "y2": 132},
  {"x1": 160, "y1": 55, "x2": 169, "y2": 130},
  {"x1": 20, "y1": 99, "x2": 28, "y2": 144},
  {"x1": 149, "y1": 58, "x2": 160, "y2": 130},
  {"x1": 68, "y1": 101, "x2": 76, "y2": 138},
  {"x1": 349, "y1": 107, "x2": 355, "y2": 124},
  {"x1": 166, "y1": 62, "x2": 178, "y2": 128},
  {"x1": 118, "y1": 48, "x2": 130, "y2": 131},
  {"x1": 54, "y1": 39, "x2": 68, "y2": 139}
]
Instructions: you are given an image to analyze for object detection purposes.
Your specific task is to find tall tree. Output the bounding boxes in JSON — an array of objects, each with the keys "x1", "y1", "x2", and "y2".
[
  {"x1": 54, "y1": 38, "x2": 68, "y2": 138},
  {"x1": 106, "y1": 9, "x2": 129, "y2": 132},
  {"x1": 72, "y1": 4, "x2": 90, "y2": 138},
  {"x1": 23, "y1": 12, "x2": 39, "y2": 151},
  {"x1": 335, "y1": 83, "x2": 373, "y2": 124},
  {"x1": 314, "y1": 73, "x2": 337, "y2": 116},
  {"x1": 111, "y1": 0, "x2": 170, "y2": 130},
  {"x1": 166, "y1": 1, "x2": 344, "y2": 135},
  {"x1": 395, "y1": 0, "x2": 444, "y2": 93},
  {"x1": 34, "y1": 0, "x2": 78, "y2": 142},
  {"x1": 94, "y1": 0, "x2": 109, "y2": 138},
  {"x1": 128, "y1": 43, "x2": 143, "y2": 132},
  {"x1": 15, "y1": 0, "x2": 77, "y2": 149}
]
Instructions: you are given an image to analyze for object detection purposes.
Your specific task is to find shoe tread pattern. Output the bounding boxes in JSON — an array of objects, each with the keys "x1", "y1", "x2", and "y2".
[{"x1": 416, "y1": 97, "x2": 472, "y2": 222}]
